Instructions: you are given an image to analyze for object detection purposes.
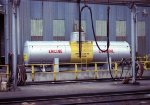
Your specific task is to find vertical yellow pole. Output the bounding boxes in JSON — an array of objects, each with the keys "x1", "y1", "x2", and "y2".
[
  {"x1": 94, "y1": 63, "x2": 98, "y2": 79},
  {"x1": 86, "y1": 56, "x2": 88, "y2": 71},
  {"x1": 144, "y1": 62, "x2": 147, "y2": 70},
  {"x1": 75, "y1": 64, "x2": 78, "y2": 80},
  {"x1": 31, "y1": 65, "x2": 35, "y2": 81},
  {"x1": 6, "y1": 65, "x2": 9, "y2": 80},
  {"x1": 145, "y1": 55, "x2": 148, "y2": 62},
  {"x1": 143, "y1": 55, "x2": 147, "y2": 70},
  {"x1": 114, "y1": 62, "x2": 118, "y2": 77},
  {"x1": 53, "y1": 64, "x2": 56, "y2": 81}
]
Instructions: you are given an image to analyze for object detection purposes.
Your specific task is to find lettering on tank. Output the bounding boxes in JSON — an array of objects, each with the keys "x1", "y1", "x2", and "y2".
[{"x1": 49, "y1": 49, "x2": 62, "y2": 53}]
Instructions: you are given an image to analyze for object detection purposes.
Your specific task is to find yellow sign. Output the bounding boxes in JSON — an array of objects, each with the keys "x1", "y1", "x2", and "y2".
[{"x1": 70, "y1": 41, "x2": 93, "y2": 63}]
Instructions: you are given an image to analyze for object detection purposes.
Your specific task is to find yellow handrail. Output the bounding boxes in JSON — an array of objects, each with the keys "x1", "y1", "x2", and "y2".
[
  {"x1": 94, "y1": 63, "x2": 98, "y2": 79},
  {"x1": 0, "y1": 65, "x2": 9, "y2": 81},
  {"x1": 75, "y1": 64, "x2": 78, "y2": 80},
  {"x1": 26, "y1": 59, "x2": 150, "y2": 81},
  {"x1": 53, "y1": 64, "x2": 57, "y2": 81},
  {"x1": 31, "y1": 65, "x2": 35, "y2": 81},
  {"x1": 114, "y1": 62, "x2": 118, "y2": 77}
]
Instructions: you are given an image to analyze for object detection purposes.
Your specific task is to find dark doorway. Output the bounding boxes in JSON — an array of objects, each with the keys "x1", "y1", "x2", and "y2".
[{"x1": 0, "y1": 13, "x2": 5, "y2": 64}]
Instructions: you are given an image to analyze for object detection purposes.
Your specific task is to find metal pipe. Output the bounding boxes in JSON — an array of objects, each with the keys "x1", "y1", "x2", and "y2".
[
  {"x1": 133, "y1": 6, "x2": 140, "y2": 54},
  {"x1": 78, "y1": 0, "x2": 81, "y2": 58},
  {"x1": 135, "y1": 12, "x2": 138, "y2": 54},
  {"x1": 131, "y1": 7, "x2": 136, "y2": 83},
  {"x1": 12, "y1": 5, "x2": 17, "y2": 90},
  {"x1": 4, "y1": 0, "x2": 9, "y2": 64},
  {"x1": 17, "y1": 7, "x2": 20, "y2": 55}
]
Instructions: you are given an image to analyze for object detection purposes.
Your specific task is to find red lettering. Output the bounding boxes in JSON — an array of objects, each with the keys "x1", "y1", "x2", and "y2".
[{"x1": 49, "y1": 49, "x2": 62, "y2": 53}]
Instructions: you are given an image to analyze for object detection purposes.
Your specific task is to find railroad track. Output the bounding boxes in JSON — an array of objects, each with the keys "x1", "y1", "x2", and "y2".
[{"x1": 1, "y1": 90, "x2": 150, "y2": 105}]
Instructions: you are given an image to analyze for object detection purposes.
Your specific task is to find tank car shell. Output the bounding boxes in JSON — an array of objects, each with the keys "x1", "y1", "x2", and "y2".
[{"x1": 23, "y1": 41, "x2": 130, "y2": 64}]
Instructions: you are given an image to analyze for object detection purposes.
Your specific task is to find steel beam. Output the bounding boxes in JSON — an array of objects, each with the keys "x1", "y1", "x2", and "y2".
[
  {"x1": 131, "y1": 6, "x2": 136, "y2": 83},
  {"x1": 4, "y1": 0, "x2": 9, "y2": 64},
  {"x1": 12, "y1": 5, "x2": 17, "y2": 90},
  {"x1": 31, "y1": 0, "x2": 150, "y2": 6},
  {"x1": 17, "y1": 7, "x2": 20, "y2": 56}
]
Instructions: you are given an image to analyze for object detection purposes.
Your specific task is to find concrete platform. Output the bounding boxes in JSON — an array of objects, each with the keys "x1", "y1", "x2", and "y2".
[{"x1": 0, "y1": 79, "x2": 150, "y2": 100}]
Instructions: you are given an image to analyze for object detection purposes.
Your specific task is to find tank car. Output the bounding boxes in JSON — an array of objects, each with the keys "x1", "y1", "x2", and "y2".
[{"x1": 23, "y1": 41, "x2": 130, "y2": 64}]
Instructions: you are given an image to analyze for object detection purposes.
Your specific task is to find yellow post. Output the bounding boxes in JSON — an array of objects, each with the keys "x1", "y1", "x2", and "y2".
[
  {"x1": 94, "y1": 63, "x2": 98, "y2": 79},
  {"x1": 144, "y1": 62, "x2": 147, "y2": 70},
  {"x1": 31, "y1": 65, "x2": 35, "y2": 81},
  {"x1": 53, "y1": 64, "x2": 56, "y2": 81},
  {"x1": 75, "y1": 64, "x2": 78, "y2": 79},
  {"x1": 6, "y1": 65, "x2": 9, "y2": 80},
  {"x1": 145, "y1": 55, "x2": 148, "y2": 61},
  {"x1": 86, "y1": 56, "x2": 88, "y2": 71},
  {"x1": 114, "y1": 62, "x2": 118, "y2": 77}
]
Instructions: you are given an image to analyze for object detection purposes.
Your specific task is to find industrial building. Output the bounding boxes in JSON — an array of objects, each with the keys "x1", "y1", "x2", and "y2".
[{"x1": 0, "y1": 0, "x2": 150, "y2": 104}]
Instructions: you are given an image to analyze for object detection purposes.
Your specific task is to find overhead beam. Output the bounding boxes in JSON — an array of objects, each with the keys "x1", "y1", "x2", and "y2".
[{"x1": 31, "y1": 0, "x2": 150, "y2": 6}]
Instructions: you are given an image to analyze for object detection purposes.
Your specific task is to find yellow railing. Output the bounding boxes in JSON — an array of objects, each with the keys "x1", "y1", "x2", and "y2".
[
  {"x1": 0, "y1": 65, "x2": 9, "y2": 81},
  {"x1": 26, "y1": 62, "x2": 121, "y2": 81},
  {"x1": 25, "y1": 54, "x2": 150, "y2": 81},
  {"x1": 136, "y1": 55, "x2": 150, "y2": 70},
  {"x1": 144, "y1": 61, "x2": 150, "y2": 70}
]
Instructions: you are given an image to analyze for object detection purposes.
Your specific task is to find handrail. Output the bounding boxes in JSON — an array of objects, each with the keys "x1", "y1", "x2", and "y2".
[
  {"x1": 25, "y1": 58, "x2": 150, "y2": 81},
  {"x1": 0, "y1": 65, "x2": 9, "y2": 81},
  {"x1": 26, "y1": 61, "x2": 117, "y2": 81}
]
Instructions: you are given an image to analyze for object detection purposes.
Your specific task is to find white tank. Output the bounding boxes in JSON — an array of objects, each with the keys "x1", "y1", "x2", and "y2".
[{"x1": 23, "y1": 41, "x2": 130, "y2": 64}]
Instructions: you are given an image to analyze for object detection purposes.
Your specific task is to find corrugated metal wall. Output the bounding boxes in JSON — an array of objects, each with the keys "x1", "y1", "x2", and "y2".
[
  {"x1": 19, "y1": 1, "x2": 150, "y2": 55},
  {"x1": 19, "y1": 0, "x2": 31, "y2": 55}
]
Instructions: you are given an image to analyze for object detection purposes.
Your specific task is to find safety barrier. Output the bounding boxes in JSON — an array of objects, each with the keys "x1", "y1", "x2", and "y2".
[
  {"x1": 144, "y1": 61, "x2": 150, "y2": 70},
  {"x1": 0, "y1": 55, "x2": 148, "y2": 82},
  {"x1": 26, "y1": 61, "x2": 122, "y2": 81},
  {"x1": 137, "y1": 55, "x2": 150, "y2": 70},
  {"x1": 26, "y1": 56, "x2": 150, "y2": 82}
]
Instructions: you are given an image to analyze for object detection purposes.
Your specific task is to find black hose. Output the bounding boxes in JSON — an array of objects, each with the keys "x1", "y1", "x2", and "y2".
[
  {"x1": 106, "y1": 6, "x2": 114, "y2": 80},
  {"x1": 79, "y1": 3, "x2": 114, "y2": 80},
  {"x1": 80, "y1": 5, "x2": 109, "y2": 52}
]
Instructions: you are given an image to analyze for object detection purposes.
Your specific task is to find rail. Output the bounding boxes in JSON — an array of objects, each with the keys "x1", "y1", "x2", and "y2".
[{"x1": 1, "y1": 89, "x2": 150, "y2": 104}]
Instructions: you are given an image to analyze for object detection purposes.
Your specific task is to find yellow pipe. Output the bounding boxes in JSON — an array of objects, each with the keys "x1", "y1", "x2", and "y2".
[
  {"x1": 6, "y1": 65, "x2": 9, "y2": 80},
  {"x1": 114, "y1": 62, "x2": 118, "y2": 77},
  {"x1": 53, "y1": 64, "x2": 56, "y2": 81},
  {"x1": 145, "y1": 55, "x2": 148, "y2": 61},
  {"x1": 31, "y1": 65, "x2": 35, "y2": 81},
  {"x1": 75, "y1": 64, "x2": 78, "y2": 79},
  {"x1": 94, "y1": 63, "x2": 98, "y2": 79}
]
